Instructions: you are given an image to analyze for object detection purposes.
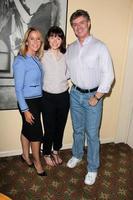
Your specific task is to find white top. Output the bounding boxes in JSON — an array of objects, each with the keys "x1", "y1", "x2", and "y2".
[
  {"x1": 66, "y1": 35, "x2": 114, "y2": 93},
  {"x1": 41, "y1": 50, "x2": 69, "y2": 94}
]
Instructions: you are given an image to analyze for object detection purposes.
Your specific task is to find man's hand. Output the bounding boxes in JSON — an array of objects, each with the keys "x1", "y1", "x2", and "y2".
[
  {"x1": 88, "y1": 92, "x2": 104, "y2": 106},
  {"x1": 88, "y1": 96, "x2": 98, "y2": 106}
]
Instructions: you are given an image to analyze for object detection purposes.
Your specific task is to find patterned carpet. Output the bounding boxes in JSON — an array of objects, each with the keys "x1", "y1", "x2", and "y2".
[{"x1": 0, "y1": 143, "x2": 133, "y2": 200}]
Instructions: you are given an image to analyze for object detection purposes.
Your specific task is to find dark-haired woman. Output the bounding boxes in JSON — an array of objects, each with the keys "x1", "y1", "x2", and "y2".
[{"x1": 41, "y1": 26, "x2": 70, "y2": 166}]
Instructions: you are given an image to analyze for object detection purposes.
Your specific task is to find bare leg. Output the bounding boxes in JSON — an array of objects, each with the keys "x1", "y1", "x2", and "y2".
[
  {"x1": 21, "y1": 134, "x2": 32, "y2": 165},
  {"x1": 31, "y1": 141, "x2": 44, "y2": 173}
]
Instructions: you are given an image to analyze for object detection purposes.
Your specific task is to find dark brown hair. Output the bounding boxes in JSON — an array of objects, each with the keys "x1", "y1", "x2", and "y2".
[
  {"x1": 44, "y1": 26, "x2": 66, "y2": 54},
  {"x1": 70, "y1": 9, "x2": 90, "y2": 26}
]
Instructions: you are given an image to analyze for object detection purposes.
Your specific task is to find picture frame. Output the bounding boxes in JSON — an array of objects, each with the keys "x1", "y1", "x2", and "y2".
[{"x1": 0, "y1": 0, "x2": 68, "y2": 110}]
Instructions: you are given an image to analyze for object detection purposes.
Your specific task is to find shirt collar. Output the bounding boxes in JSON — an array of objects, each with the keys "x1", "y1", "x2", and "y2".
[
  {"x1": 77, "y1": 35, "x2": 93, "y2": 46},
  {"x1": 46, "y1": 49, "x2": 63, "y2": 60},
  {"x1": 26, "y1": 53, "x2": 38, "y2": 60}
]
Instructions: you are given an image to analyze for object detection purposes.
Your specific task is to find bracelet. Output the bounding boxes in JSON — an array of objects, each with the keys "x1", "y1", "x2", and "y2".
[{"x1": 94, "y1": 95, "x2": 100, "y2": 101}]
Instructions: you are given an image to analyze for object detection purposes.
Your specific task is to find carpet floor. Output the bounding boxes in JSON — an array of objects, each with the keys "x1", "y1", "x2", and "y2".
[{"x1": 0, "y1": 143, "x2": 133, "y2": 200}]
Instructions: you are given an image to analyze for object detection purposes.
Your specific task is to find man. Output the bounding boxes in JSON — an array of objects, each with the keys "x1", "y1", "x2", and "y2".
[{"x1": 66, "y1": 10, "x2": 114, "y2": 185}]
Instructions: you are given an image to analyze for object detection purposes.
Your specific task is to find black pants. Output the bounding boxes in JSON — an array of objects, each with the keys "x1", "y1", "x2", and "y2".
[{"x1": 42, "y1": 90, "x2": 70, "y2": 155}]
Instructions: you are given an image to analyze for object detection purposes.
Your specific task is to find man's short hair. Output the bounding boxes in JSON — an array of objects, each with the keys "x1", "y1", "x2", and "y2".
[{"x1": 70, "y1": 9, "x2": 90, "y2": 25}]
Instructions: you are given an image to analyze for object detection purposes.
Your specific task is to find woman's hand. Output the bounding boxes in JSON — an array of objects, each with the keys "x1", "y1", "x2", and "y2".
[{"x1": 24, "y1": 111, "x2": 35, "y2": 125}]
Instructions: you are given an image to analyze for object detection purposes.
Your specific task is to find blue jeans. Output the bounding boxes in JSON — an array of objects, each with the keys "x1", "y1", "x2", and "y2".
[{"x1": 70, "y1": 86, "x2": 103, "y2": 172}]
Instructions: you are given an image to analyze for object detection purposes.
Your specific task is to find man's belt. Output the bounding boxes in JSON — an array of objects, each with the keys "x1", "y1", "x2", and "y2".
[{"x1": 73, "y1": 84, "x2": 98, "y2": 93}]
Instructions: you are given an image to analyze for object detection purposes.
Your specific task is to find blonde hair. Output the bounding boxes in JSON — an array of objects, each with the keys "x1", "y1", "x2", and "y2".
[{"x1": 19, "y1": 27, "x2": 44, "y2": 59}]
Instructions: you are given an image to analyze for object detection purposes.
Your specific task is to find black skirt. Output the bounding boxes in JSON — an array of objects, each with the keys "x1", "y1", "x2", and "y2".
[{"x1": 18, "y1": 97, "x2": 43, "y2": 142}]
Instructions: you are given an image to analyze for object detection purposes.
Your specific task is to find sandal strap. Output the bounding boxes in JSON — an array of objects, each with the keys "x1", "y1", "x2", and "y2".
[
  {"x1": 52, "y1": 152, "x2": 62, "y2": 165},
  {"x1": 44, "y1": 154, "x2": 57, "y2": 166},
  {"x1": 52, "y1": 151, "x2": 60, "y2": 155},
  {"x1": 44, "y1": 155, "x2": 51, "y2": 158}
]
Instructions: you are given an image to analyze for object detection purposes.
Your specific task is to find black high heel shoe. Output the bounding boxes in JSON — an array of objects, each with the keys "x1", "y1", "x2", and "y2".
[
  {"x1": 20, "y1": 155, "x2": 33, "y2": 167},
  {"x1": 37, "y1": 171, "x2": 47, "y2": 176},
  {"x1": 33, "y1": 162, "x2": 47, "y2": 176}
]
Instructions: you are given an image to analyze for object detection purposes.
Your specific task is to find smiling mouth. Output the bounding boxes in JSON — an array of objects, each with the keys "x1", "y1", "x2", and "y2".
[
  {"x1": 32, "y1": 45, "x2": 39, "y2": 48},
  {"x1": 77, "y1": 31, "x2": 83, "y2": 34}
]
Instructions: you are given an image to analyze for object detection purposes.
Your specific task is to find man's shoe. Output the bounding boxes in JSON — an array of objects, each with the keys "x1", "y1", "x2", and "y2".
[
  {"x1": 84, "y1": 172, "x2": 97, "y2": 185},
  {"x1": 66, "y1": 157, "x2": 81, "y2": 168}
]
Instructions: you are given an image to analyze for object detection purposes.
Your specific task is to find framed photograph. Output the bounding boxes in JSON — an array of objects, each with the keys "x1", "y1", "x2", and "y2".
[
  {"x1": 0, "y1": 86, "x2": 17, "y2": 110},
  {"x1": 0, "y1": 0, "x2": 68, "y2": 110}
]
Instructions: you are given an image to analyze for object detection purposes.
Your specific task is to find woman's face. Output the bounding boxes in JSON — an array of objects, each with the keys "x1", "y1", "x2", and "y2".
[
  {"x1": 26, "y1": 31, "x2": 42, "y2": 55},
  {"x1": 48, "y1": 35, "x2": 62, "y2": 50}
]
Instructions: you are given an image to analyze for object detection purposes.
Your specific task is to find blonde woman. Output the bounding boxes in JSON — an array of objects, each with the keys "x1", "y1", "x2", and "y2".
[{"x1": 13, "y1": 27, "x2": 46, "y2": 176}]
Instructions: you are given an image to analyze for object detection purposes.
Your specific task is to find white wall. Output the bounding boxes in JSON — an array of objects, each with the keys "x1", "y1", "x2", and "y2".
[{"x1": 115, "y1": 2, "x2": 133, "y2": 147}]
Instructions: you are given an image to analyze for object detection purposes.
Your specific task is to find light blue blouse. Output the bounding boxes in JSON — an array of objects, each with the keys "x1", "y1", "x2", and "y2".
[{"x1": 13, "y1": 54, "x2": 43, "y2": 112}]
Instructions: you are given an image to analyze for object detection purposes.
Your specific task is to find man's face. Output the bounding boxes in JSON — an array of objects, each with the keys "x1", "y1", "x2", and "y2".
[{"x1": 71, "y1": 16, "x2": 91, "y2": 40}]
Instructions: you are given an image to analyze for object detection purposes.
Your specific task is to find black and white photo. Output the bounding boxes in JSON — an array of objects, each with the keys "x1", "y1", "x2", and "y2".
[{"x1": 0, "y1": 0, "x2": 68, "y2": 110}]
